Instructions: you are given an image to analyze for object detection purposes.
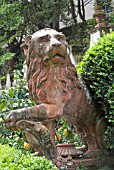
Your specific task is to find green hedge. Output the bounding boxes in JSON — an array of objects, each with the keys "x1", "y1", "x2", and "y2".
[
  {"x1": 77, "y1": 31, "x2": 114, "y2": 123},
  {"x1": 77, "y1": 31, "x2": 114, "y2": 149},
  {"x1": 0, "y1": 144, "x2": 58, "y2": 170}
]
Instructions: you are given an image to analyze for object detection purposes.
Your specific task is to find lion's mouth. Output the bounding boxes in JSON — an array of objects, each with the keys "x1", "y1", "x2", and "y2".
[
  {"x1": 51, "y1": 54, "x2": 65, "y2": 64},
  {"x1": 52, "y1": 54, "x2": 65, "y2": 59}
]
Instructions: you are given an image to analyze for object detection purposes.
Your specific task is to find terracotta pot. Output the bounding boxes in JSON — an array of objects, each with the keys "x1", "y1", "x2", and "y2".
[
  {"x1": 56, "y1": 143, "x2": 83, "y2": 169},
  {"x1": 57, "y1": 143, "x2": 83, "y2": 159}
]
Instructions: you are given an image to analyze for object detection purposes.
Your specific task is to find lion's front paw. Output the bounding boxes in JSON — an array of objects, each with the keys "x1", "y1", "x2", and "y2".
[{"x1": 5, "y1": 110, "x2": 23, "y2": 130}]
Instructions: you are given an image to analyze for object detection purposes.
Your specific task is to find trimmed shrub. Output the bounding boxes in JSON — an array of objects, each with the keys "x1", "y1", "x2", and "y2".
[
  {"x1": 77, "y1": 31, "x2": 114, "y2": 149},
  {"x1": 77, "y1": 31, "x2": 114, "y2": 123},
  {"x1": 0, "y1": 144, "x2": 57, "y2": 170}
]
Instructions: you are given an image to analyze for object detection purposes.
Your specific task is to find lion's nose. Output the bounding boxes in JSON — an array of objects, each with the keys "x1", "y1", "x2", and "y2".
[{"x1": 51, "y1": 38, "x2": 61, "y2": 47}]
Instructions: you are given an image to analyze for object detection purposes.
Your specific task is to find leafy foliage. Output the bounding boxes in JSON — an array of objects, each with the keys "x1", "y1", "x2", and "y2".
[
  {"x1": 0, "y1": 1, "x2": 24, "y2": 66},
  {"x1": 0, "y1": 70, "x2": 35, "y2": 146},
  {"x1": 0, "y1": 0, "x2": 114, "y2": 69},
  {"x1": 77, "y1": 31, "x2": 114, "y2": 149},
  {"x1": 0, "y1": 144, "x2": 57, "y2": 170},
  {"x1": 95, "y1": 0, "x2": 112, "y2": 7},
  {"x1": 104, "y1": 126, "x2": 114, "y2": 149},
  {"x1": 55, "y1": 119, "x2": 83, "y2": 147},
  {"x1": 0, "y1": 70, "x2": 34, "y2": 113},
  {"x1": 76, "y1": 163, "x2": 88, "y2": 170},
  {"x1": 68, "y1": 18, "x2": 96, "y2": 53},
  {"x1": 0, "y1": 0, "x2": 70, "y2": 69},
  {"x1": 77, "y1": 31, "x2": 114, "y2": 123},
  {"x1": 0, "y1": 52, "x2": 15, "y2": 66},
  {"x1": 0, "y1": 1, "x2": 23, "y2": 44}
]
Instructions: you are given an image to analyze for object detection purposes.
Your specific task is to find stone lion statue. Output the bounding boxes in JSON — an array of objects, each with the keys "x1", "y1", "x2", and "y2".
[{"x1": 5, "y1": 28, "x2": 107, "y2": 162}]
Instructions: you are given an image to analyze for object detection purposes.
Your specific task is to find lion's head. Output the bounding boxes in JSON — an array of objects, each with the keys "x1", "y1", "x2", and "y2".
[{"x1": 21, "y1": 28, "x2": 77, "y2": 104}]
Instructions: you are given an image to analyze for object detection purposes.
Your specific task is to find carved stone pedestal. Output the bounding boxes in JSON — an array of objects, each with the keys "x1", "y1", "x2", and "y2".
[
  {"x1": 56, "y1": 156, "x2": 114, "y2": 170},
  {"x1": 56, "y1": 144, "x2": 114, "y2": 170}
]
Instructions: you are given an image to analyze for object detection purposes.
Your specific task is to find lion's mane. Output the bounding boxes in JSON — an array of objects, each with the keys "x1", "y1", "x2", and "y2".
[{"x1": 26, "y1": 44, "x2": 78, "y2": 104}]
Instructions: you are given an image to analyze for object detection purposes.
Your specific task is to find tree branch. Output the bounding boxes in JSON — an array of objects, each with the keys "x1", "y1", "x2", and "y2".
[
  {"x1": 69, "y1": 0, "x2": 77, "y2": 25},
  {"x1": 78, "y1": 0, "x2": 86, "y2": 22}
]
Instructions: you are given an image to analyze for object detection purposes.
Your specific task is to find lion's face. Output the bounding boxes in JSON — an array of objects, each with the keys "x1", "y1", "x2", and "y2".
[
  {"x1": 30, "y1": 28, "x2": 68, "y2": 65},
  {"x1": 21, "y1": 28, "x2": 77, "y2": 104}
]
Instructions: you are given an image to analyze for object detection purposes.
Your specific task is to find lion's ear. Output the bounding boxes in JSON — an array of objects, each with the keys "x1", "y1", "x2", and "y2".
[
  {"x1": 20, "y1": 35, "x2": 32, "y2": 49},
  {"x1": 20, "y1": 35, "x2": 32, "y2": 57},
  {"x1": 25, "y1": 35, "x2": 32, "y2": 44}
]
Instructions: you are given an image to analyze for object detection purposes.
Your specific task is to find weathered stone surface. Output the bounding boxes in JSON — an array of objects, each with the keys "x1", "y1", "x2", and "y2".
[
  {"x1": 5, "y1": 28, "x2": 107, "y2": 163},
  {"x1": 57, "y1": 156, "x2": 114, "y2": 170}
]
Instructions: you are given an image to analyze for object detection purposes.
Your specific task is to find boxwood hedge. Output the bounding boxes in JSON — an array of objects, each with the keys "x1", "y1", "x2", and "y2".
[
  {"x1": 77, "y1": 31, "x2": 114, "y2": 149},
  {"x1": 77, "y1": 30, "x2": 114, "y2": 123},
  {"x1": 0, "y1": 144, "x2": 58, "y2": 170}
]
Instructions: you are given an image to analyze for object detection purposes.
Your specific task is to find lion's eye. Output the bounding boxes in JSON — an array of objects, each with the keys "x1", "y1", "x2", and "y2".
[
  {"x1": 40, "y1": 35, "x2": 50, "y2": 42},
  {"x1": 55, "y1": 35, "x2": 66, "y2": 41},
  {"x1": 57, "y1": 37, "x2": 62, "y2": 41}
]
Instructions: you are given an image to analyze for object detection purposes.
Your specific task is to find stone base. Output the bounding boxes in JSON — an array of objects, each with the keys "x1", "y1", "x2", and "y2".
[
  {"x1": 56, "y1": 156, "x2": 114, "y2": 170},
  {"x1": 56, "y1": 144, "x2": 114, "y2": 169}
]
